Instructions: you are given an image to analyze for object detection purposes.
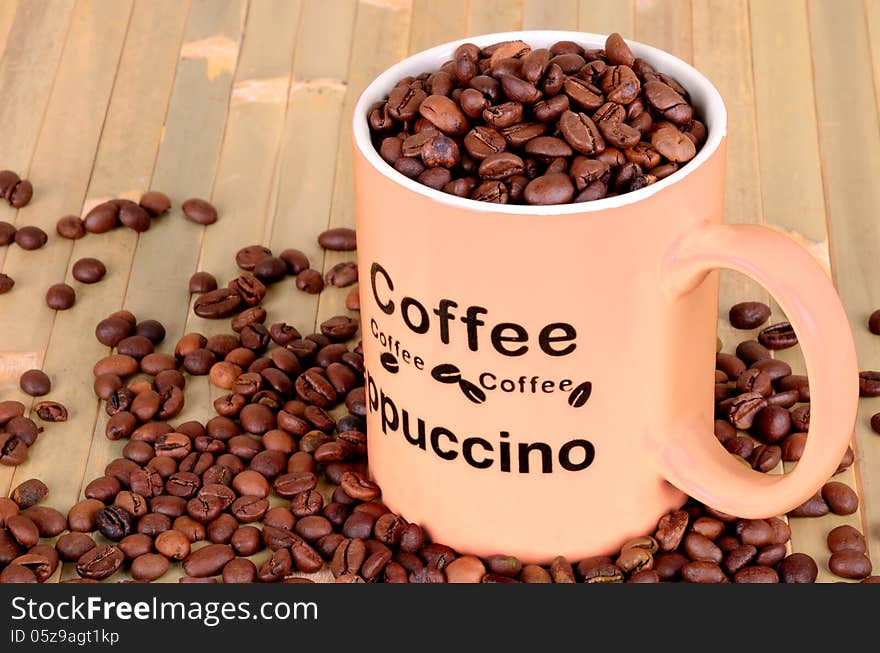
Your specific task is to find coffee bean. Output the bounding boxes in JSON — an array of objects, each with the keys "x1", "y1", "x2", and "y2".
[
  {"x1": 655, "y1": 509, "x2": 688, "y2": 551},
  {"x1": 729, "y1": 301, "x2": 771, "y2": 329},
  {"x1": 181, "y1": 198, "x2": 218, "y2": 224},
  {"x1": 715, "y1": 353, "x2": 746, "y2": 380},
  {"x1": 194, "y1": 288, "x2": 242, "y2": 319},
  {"x1": 45, "y1": 282, "x2": 76, "y2": 311},
  {"x1": 188, "y1": 271, "x2": 218, "y2": 294},
  {"x1": 67, "y1": 257, "x2": 106, "y2": 285},
  {"x1": 736, "y1": 340, "x2": 771, "y2": 364},
  {"x1": 14, "y1": 225, "x2": 47, "y2": 250},
  {"x1": 135, "y1": 190, "x2": 170, "y2": 217},
  {"x1": 753, "y1": 405, "x2": 791, "y2": 444},
  {"x1": 253, "y1": 256, "x2": 288, "y2": 285},
  {"x1": 788, "y1": 491, "x2": 829, "y2": 518},
  {"x1": 55, "y1": 215, "x2": 85, "y2": 240},
  {"x1": 33, "y1": 401, "x2": 67, "y2": 423},
  {"x1": 827, "y1": 525, "x2": 866, "y2": 555},
  {"x1": 758, "y1": 322, "x2": 797, "y2": 349},
  {"x1": 733, "y1": 565, "x2": 778, "y2": 583},
  {"x1": 20, "y1": 369, "x2": 51, "y2": 396},
  {"x1": 724, "y1": 392, "x2": 767, "y2": 429},
  {"x1": 76, "y1": 545, "x2": 124, "y2": 580},
  {"x1": 296, "y1": 268, "x2": 324, "y2": 293},
  {"x1": 325, "y1": 261, "x2": 358, "y2": 288},
  {"x1": 830, "y1": 551, "x2": 873, "y2": 579},
  {"x1": 10, "y1": 179, "x2": 33, "y2": 207},
  {"x1": 821, "y1": 481, "x2": 859, "y2": 515},
  {"x1": 0, "y1": 273, "x2": 13, "y2": 294},
  {"x1": 11, "y1": 479, "x2": 48, "y2": 510},
  {"x1": 578, "y1": 556, "x2": 623, "y2": 583},
  {"x1": 118, "y1": 200, "x2": 151, "y2": 232},
  {"x1": 859, "y1": 371, "x2": 880, "y2": 397},
  {"x1": 0, "y1": 221, "x2": 15, "y2": 245}
]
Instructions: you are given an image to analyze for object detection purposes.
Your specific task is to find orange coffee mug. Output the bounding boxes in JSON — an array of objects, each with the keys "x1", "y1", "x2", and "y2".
[{"x1": 351, "y1": 30, "x2": 859, "y2": 562}]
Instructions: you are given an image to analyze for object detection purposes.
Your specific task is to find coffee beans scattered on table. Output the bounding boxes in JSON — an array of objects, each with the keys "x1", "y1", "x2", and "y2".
[{"x1": 367, "y1": 34, "x2": 706, "y2": 205}]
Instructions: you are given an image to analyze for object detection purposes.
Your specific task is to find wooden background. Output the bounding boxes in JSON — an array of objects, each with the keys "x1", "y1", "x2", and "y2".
[{"x1": 0, "y1": 0, "x2": 877, "y2": 583}]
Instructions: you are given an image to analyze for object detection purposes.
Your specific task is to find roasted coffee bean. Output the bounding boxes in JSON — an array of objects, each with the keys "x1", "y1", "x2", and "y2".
[
  {"x1": 70, "y1": 257, "x2": 106, "y2": 284},
  {"x1": 118, "y1": 201, "x2": 151, "y2": 232},
  {"x1": 729, "y1": 301, "x2": 771, "y2": 329},
  {"x1": 296, "y1": 268, "x2": 324, "y2": 294},
  {"x1": 715, "y1": 353, "x2": 746, "y2": 380},
  {"x1": 681, "y1": 561, "x2": 725, "y2": 583},
  {"x1": 0, "y1": 220, "x2": 15, "y2": 245},
  {"x1": 724, "y1": 392, "x2": 767, "y2": 430},
  {"x1": 189, "y1": 271, "x2": 218, "y2": 294},
  {"x1": 183, "y1": 543, "x2": 234, "y2": 577},
  {"x1": 827, "y1": 525, "x2": 867, "y2": 553},
  {"x1": 56, "y1": 214, "x2": 86, "y2": 239},
  {"x1": 11, "y1": 479, "x2": 48, "y2": 509},
  {"x1": 253, "y1": 256, "x2": 288, "y2": 285},
  {"x1": 77, "y1": 545, "x2": 124, "y2": 580},
  {"x1": 779, "y1": 553, "x2": 818, "y2": 583},
  {"x1": 20, "y1": 369, "x2": 51, "y2": 397},
  {"x1": 194, "y1": 288, "x2": 242, "y2": 319},
  {"x1": 736, "y1": 368, "x2": 772, "y2": 396},
  {"x1": 859, "y1": 371, "x2": 880, "y2": 397},
  {"x1": 56, "y1": 532, "x2": 97, "y2": 562},
  {"x1": 737, "y1": 340, "x2": 771, "y2": 364},
  {"x1": 821, "y1": 481, "x2": 859, "y2": 515},
  {"x1": 578, "y1": 556, "x2": 623, "y2": 583},
  {"x1": 830, "y1": 551, "x2": 873, "y2": 579},
  {"x1": 753, "y1": 406, "x2": 791, "y2": 444},
  {"x1": 46, "y1": 283, "x2": 76, "y2": 310},
  {"x1": 14, "y1": 225, "x2": 47, "y2": 250},
  {"x1": 0, "y1": 273, "x2": 13, "y2": 294},
  {"x1": 788, "y1": 491, "x2": 829, "y2": 518},
  {"x1": 139, "y1": 190, "x2": 171, "y2": 216},
  {"x1": 181, "y1": 198, "x2": 218, "y2": 225},
  {"x1": 733, "y1": 565, "x2": 778, "y2": 584},
  {"x1": 758, "y1": 322, "x2": 797, "y2": 349}
]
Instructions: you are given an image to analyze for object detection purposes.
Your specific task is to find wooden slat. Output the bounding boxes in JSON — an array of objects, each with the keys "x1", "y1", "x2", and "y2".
[
  {"x1": 578, "y1": 0, "x2": 633, "y2": 36},
  {"x1": 318, "y1": 0, "x2": 413, "y2": 330},
  {"x1": 410, "y1": 0, "x2": 466, "y2": 52},
  {"x1": 749, "y1": 0, "x2": 826, "y2": 242},
  {"x1": 0, "y1": 0, "x2": 21, "y2": 59},
  {"x1": 0, "y1": 0, "x2": 75, "y2": 246},
  {"x1": 21, "y1": 0, "x2": 189, "y2": 583},
  {"x1": 0, "y1": 0, "x2": 134, "y2": 501},
  {"x1": 468, "y1": 0, "x2": 523, "y2": 34},
  {"x1": 139, "y1": 0, "x2": 305, "y2": 584},
  {"x1": 259, "y1": 2, "x2": 361, "y2": 583},
  {"x1": 749, "y1": 0, "x2": 854, "y2": 583},
  {"x1": 292, "y1": 0, "x2": 357, "y2": 82},
  {"x1": 522, "y1": 0, "x2": 578, "y2": 29},
  {"x1": 808, "y1": 0, "x2": 880, "y2": 577},
  {"x1": 634, "y1": 0, "x2": 692, "y2": 60},
  {"x1": 693, "y1": 0, "x2": 767, "y2": 336},
  {"x1": 66, "y1": 0, "x2": 248, "y2": 581}
]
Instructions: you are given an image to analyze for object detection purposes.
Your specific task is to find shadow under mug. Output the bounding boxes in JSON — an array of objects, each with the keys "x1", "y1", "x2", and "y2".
[{"x1": 351, "y1": 30, "x2": 858, "y2": 562}]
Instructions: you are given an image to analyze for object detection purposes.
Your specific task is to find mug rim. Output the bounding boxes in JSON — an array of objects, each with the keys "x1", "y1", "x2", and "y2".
[{"x1": 352, "y1": 30, "x2": 728, "y2": 216}]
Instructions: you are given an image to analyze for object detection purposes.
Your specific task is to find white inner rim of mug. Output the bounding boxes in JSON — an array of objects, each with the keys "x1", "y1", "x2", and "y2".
[{"x1": 352, "y1": 30, "x2": 728, "y2": 216}]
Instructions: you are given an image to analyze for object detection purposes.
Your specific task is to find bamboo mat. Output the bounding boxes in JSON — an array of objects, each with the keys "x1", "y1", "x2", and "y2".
[{"x1": 0, "y1": 0, "x2": 877, "y2": 583}]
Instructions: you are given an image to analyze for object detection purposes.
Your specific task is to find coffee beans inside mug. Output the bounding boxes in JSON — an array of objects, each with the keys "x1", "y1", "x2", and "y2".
[{"x1": 367, "y1": 34, "x2": 706, "y2": 205}]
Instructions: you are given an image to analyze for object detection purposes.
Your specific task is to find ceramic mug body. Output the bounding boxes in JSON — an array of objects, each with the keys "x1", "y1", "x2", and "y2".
[{"x1": 352, "y1": 31, "x2": 858, "y2": 562}]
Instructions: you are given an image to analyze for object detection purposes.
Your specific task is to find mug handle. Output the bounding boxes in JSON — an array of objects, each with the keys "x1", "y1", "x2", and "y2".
[{"x1": 659, "y1": 223, "x2": 858, "y2": 518}]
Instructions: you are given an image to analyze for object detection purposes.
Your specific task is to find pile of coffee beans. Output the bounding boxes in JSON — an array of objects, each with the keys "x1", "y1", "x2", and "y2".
[{"x1": 367, "y1": 34, "x2": 705, "y2": 205}]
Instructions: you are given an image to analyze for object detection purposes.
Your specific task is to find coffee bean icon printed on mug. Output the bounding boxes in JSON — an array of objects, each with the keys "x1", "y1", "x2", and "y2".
[{"x1": 353, "y1": 31, "x2": 858, "y2": 562}]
